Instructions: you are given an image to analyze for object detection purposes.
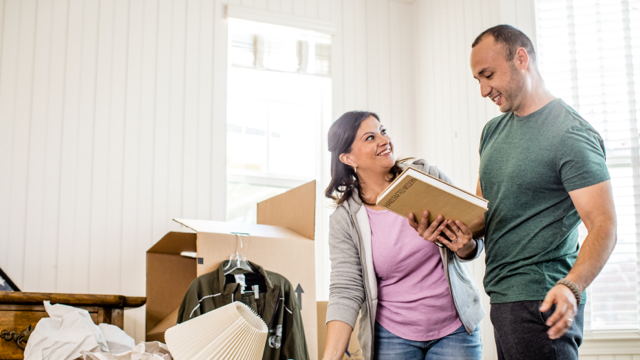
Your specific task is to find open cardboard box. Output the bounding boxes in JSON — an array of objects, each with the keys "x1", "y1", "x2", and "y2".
[{"x1": 146, "y1": 181, "x2": 317, "y2": 359}]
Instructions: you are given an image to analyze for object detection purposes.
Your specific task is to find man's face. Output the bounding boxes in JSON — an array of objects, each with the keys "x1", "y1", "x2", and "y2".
[{"x1": 470, "y1": 36, "x2": 525, "y2": 114}]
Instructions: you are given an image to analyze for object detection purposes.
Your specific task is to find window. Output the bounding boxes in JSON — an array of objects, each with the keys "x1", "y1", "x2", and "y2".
[
  {"x1": 226, "y1": 19, "x2": 332, "y2": 223},
  {"x1": 535, "y1": 0, "x2": 640, "y2": 333}
]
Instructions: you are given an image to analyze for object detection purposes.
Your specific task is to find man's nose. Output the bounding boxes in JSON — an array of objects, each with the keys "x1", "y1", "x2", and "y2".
[{"x1": 480, "y1": 83, "x2": 492, "y2": 98}]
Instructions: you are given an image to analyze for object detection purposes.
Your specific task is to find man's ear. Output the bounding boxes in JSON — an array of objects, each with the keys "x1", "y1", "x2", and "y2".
[
  {"x1": 339, "y1": 153, "x2": 356, "y2": 168},
  {"x1": 514, "y1": 47, "x2": 530, "y2": 71}
]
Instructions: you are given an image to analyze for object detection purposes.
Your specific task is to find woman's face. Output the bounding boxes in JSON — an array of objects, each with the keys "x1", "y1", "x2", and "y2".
[{"x1": 343, "y1": 116, "x2": 395, "y2": 174}]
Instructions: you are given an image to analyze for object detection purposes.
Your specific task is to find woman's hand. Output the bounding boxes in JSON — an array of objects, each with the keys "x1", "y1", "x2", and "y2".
[
  {"x1": 409, "y1": 212, "x2": 476, "y2": 257},
  {"x1": 408, "y1": 211, "x2": 447, "y2": 245}
]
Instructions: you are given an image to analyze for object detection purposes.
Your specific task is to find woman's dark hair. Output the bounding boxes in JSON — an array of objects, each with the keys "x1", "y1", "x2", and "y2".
[{"x1": 325, "y1": 111, "x2": 407, "y2": 206}]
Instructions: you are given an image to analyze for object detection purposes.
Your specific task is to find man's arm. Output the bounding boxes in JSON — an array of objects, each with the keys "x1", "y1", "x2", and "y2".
[{"x1": 540, "y1": 180, "x2": 617, "y2": 339}]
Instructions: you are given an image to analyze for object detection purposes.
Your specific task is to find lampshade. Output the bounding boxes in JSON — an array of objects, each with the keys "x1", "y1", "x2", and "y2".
[{"x1": 165, "y1": 301, "x2": 268, "y2": 360}]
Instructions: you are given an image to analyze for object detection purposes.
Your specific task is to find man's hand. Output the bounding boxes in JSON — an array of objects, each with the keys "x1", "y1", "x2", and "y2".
[
  {"x1": 538, "y1": 180, "x2": 616, "y2": 340},
  {"x1": 540, "y1": 284, "x2": 578, "y2": 339}
]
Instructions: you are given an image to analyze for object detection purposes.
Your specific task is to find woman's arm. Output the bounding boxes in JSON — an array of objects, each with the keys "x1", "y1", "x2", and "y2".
[
  {"x1": 325, "y1": 206, "x2": 366, "y2": 353},
  {"x1": 452, "y1": 179, "x2": 486, "y2": 260},
  {"x1": 322, "y1": 320, "x2": 353, "y2": 360}
]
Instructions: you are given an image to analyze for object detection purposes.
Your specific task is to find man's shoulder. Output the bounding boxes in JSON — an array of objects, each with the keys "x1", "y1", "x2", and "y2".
[
  {"x1": 551, "y1": 98, "x2": 585, "y2": 121},
  {"x1": 486, "y1": 112, "x2": 512, "y2": 126},
  {"x1": 480, "y1": 112, "x2": 512, "y2": 144},
  {"x1": 549, "y1": 99, "x2": 601, "y2": 136},
  {"x1": 483, "y1": 112, "x2": 513, "y2": 132}
]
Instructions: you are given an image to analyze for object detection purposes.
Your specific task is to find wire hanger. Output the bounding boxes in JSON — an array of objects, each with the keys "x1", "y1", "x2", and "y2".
[{"x1": 223, "y1": 233, "x2": 254, "y2": 275}]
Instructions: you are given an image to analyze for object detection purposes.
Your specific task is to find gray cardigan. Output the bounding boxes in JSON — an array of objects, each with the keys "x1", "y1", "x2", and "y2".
[{"x1": 325, "y1": 159, "x2": 485, "y2": 360}]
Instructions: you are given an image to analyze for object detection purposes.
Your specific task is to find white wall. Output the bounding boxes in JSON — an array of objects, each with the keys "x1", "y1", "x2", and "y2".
[{"x1": 0, "y1": 0, "x2": 417, "y2": 346}]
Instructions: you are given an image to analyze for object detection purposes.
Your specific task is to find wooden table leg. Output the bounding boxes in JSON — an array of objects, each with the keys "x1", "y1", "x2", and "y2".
[{"x1": 110, "y1": 308, "x2": 124, "y2": 329}]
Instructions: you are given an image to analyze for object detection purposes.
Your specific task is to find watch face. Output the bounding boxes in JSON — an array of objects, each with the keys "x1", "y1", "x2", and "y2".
[{"x1": 0, "y1": 268, "x2": 20, "y2": 291}]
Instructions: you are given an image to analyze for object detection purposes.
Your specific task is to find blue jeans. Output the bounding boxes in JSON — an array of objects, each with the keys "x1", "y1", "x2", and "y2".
[{"x1": 373, "y1": 322, "x2": 482, "y2": 360}]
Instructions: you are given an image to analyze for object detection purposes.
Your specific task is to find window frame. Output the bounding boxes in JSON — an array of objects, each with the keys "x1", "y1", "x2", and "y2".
[{"x1": 224, "y1": 13, "x2": 336, "y2": 301}]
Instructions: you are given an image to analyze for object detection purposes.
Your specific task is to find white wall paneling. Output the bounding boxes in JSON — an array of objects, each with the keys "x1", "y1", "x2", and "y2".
[
  {"x1": 0, "y1": 0, "x2": 7, "y2": 294},
  {"x1": 0, "y1": 0, "x2": 416, "y2": 347},
  {"x1": 227, "y1": 5, "x2": 337, "y2": 33},
  {"x1": 388, "y1": 0, "x2": 415, "y2": 158}
]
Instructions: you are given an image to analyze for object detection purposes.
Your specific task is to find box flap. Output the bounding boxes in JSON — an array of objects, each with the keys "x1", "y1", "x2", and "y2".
[
  {"x1": 257, "y1": 180, "x2": 316, "y2": 240},
  {"x1": 317, "y1": 301, "x2": 328, "y2": 360},
  {"x1": 173, "y1": 218, "x2": 308, "y2": 241},
  {"x1": 147, "y1": 306, "x2": 180, "y2": 342},
  {"x1": 146, "y1": 252, "x2": 196, "y2": 339},
  {"x1": 147, "y1": 231, "x2": 197, "y2": 254}
]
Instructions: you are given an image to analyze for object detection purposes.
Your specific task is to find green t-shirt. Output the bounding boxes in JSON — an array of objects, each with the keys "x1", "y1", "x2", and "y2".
[{"x1": 479, "y1": 98, "x2": 610, "y2": 304}]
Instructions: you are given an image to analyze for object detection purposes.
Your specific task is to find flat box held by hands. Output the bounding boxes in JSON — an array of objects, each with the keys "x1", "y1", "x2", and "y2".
[{"x1": 376, "y1": 167, "x2": 488, "y2": 226}]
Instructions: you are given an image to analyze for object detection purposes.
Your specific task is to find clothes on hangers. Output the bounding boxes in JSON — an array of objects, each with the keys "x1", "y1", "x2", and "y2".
[{"x1": 177, "y1": 261, "x2": 309, "y2": 360}]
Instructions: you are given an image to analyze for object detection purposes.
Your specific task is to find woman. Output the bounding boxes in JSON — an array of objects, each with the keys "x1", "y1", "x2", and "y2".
[{"x1": 322, "y1": 111, "x2": 484, "y2": 360}]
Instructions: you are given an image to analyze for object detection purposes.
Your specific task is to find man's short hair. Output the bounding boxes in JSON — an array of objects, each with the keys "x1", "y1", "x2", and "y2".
[{"x1": 472, "y1": 24, "x2": 537, "y2": 64}]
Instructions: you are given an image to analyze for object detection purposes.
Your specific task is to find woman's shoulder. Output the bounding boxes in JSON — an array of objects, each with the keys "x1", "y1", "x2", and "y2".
[
  {"x1": 399, "y1": 158, "x2": 432, "y2": 173},
  {"x1": 329, "y1": 202, "x2": 351, "y2": 224},
  {"x1": 407, "y1": 158, "x2": 427, "y2": 169},
  {"x1": 400, "y1": 158, "x2": 452, "y2": 184},
  {"x1": 329, "y1": 202, "x2": 348, "y2": 216}
]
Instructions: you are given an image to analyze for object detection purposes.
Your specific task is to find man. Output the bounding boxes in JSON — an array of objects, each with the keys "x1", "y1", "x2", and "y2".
[{"x1": 412, "y1": 25, "x2": 617, "y2": 359}]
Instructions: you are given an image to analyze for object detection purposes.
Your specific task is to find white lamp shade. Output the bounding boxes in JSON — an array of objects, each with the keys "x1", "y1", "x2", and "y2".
[{"x1": 165, "y1": 302, "x2": 269, "y2": 360}]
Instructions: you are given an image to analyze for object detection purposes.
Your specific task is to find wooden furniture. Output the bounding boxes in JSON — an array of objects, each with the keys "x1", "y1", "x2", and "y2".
[{"x1": 0, "y1": 292, "x2": 146, "y2": 360}]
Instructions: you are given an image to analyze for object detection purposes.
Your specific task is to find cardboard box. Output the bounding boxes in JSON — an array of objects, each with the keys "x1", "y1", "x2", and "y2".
[
  {"x1": 147, "y1": 181, "x2": 317, "y2": 359},
  {"x1": 317, "y1": 301, "x2": 363, "y2": 360}
]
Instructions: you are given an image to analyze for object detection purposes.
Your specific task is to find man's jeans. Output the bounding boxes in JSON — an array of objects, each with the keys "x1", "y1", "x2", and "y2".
[
  {"x1": 491, "y1": 301, "x2": 585, "y2": 360},
  {"x1": 373, "y1": 321, "x2": 482, "y2": 360}
]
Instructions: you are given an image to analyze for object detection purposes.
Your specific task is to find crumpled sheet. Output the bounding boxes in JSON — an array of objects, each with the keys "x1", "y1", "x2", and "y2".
[
  {"x1": 23, "y1": 301, "x2": 139, "y2": 360},
  {"x1": 80, "y1": 342, "x2": 172, "y2": 360},
  {"x1": 98, "y1": 323, "x2": 136, "y2": 354}
]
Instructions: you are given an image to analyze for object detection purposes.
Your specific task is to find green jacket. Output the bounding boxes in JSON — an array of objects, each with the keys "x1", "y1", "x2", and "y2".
[{"x1": 177, "y1": 261, "x2": 309, "y2": 360}]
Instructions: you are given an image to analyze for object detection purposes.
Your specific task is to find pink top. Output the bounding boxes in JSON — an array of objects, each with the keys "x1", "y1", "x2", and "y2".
[{"x1": 366, "y1": 207, "x2": 461, "y2": 341}]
